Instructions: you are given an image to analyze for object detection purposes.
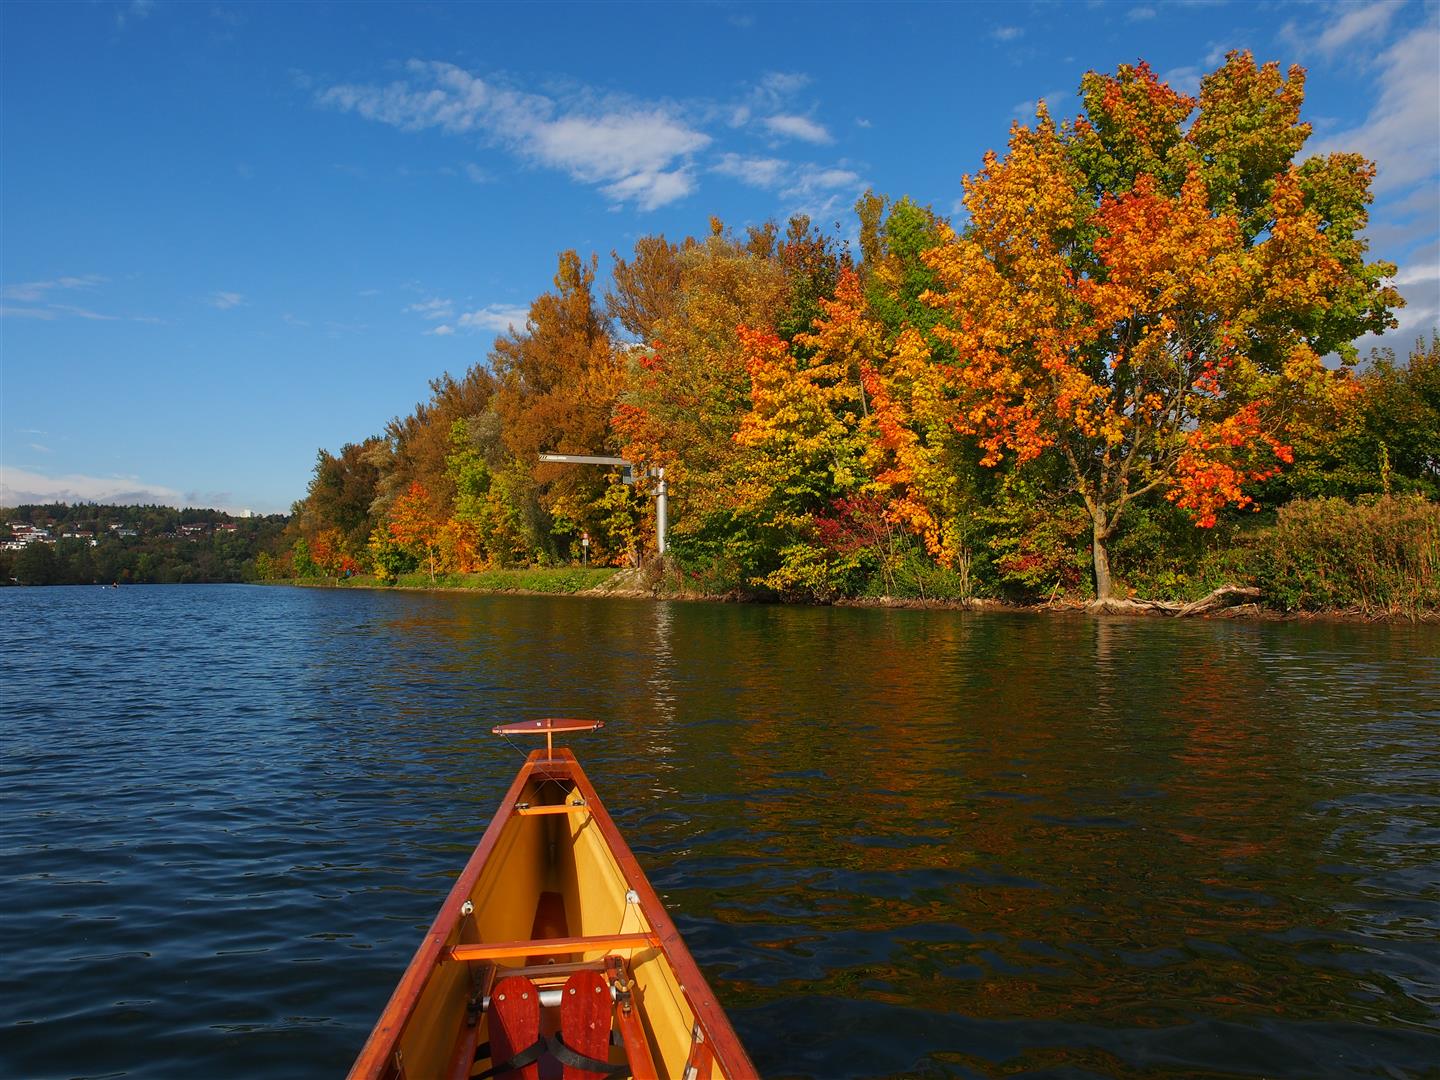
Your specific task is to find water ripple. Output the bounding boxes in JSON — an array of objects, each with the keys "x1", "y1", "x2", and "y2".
[{"x1": 2, "y1": 585, "x2": 1438, "y2": 1078}]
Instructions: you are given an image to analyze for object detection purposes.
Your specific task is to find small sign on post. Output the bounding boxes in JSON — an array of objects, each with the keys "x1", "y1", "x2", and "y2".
[{"x1": 581, "y1": 531, "x2": 590, "y2": 567}]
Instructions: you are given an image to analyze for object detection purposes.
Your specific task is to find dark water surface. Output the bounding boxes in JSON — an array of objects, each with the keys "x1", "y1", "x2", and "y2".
[{"x1": 2, "y1": 585, "x2": 1438, "y2": 1079}]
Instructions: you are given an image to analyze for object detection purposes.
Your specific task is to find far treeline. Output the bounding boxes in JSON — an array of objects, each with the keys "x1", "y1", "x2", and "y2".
[
  {"x1": 276, "y1": 54, "x2": 1439, "y2": 617},
  {"x1": 0, "y1": 504, "x2": 288, "y2": 586}
]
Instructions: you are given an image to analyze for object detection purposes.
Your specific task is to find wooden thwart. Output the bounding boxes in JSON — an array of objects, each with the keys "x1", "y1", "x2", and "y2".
[
  {"x1": 446, "y1": 933, "x2": 658, "y2": 963},
  {"x1": 515, "y1": 803, "x2": 588, "y2": 817}
]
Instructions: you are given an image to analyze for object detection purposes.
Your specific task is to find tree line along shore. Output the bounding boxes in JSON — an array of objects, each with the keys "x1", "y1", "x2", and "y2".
[
  {"x1": 0, "y1": 505, "x2": 288, "y2": 586},
  {"x1": 268, "y1": 54, "x2": 1436, "y2": 618},
  {"x1": 12, "y1": 56, "x2": 1439, "y2": 618}
]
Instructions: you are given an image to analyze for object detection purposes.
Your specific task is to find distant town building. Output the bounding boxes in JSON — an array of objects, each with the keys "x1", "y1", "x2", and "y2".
[{"x1": 4, "y1": 524, "x2": 54, "y2": 548}]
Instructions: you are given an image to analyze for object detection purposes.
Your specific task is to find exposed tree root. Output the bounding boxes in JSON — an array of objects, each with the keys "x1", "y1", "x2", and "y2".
[{"x1": 1086, "y1": 585, "x2": 1263, "y2": 617}]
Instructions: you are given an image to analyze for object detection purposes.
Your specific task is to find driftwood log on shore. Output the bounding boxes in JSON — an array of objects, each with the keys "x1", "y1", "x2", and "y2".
[{"x1": 1086, "y1": 585, "x2": 1263, "y2": 617}]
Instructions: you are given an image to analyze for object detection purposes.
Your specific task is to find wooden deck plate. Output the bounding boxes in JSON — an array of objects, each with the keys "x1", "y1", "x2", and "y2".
[
  {"x1": 559, "y1": 970, "x2": 612, "y2": 1080},
  {"x1": 492, "y1": 718, "x2": 604, "y2": 735},
  {"x1": 489, "y1": 975, "x2": 541, "y2": 1080}
]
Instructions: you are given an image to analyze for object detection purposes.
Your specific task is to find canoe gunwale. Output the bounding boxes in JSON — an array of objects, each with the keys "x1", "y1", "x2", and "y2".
[
  {"x1": 347, "y1": 747, "x2": 757, "y2": 1080},
  {"x1": 348, "y1": 757, "x2": 532, "y2": 1079},
  {"x1": 563, "y1": 753, "x2": 757, "y2": 1077}
]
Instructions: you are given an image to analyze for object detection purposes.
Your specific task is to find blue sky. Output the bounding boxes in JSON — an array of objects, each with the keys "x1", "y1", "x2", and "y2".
[{"x1": 2, "y1": 0, "x2": 1436, "y2": 515}]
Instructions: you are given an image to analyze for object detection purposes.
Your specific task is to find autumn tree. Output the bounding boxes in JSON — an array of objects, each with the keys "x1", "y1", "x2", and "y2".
[
  {"x1": 441, "y1": 418, "x2": 535, "y2": 567},
  {"x1": 606, "y1": 234, "x2": 688, "y2": 343},
  {"x1": 384, "y1": 365, "x2": 498, "y2": 520},
  {"x1": 729, "y1": 271, "x2": 874, "y2": 594},
  {"x1": 388, "y1": 480, "x2": 443, "y2": 583},
  {"x1": 492, "y1": 250, "x2": 626, "y2": 558},
  {"x1": 911, "y1": 54, "x2": 1400, "y2": 604},
  {"x1": 611, "y1": 218, "x2": 789, "y2": 536},
  {"x1": 856, "y1": 192, "x2": 950, "y2": 345},
  {"x1": 297, "y1": 439, "x2": 385, "y2": 555},
  {"x1": 856, "y1": 192, "x2": 996, "y2": 583},
  {"x1": 1286, "y1": 334, "x2": 1440, "y2": 498}
]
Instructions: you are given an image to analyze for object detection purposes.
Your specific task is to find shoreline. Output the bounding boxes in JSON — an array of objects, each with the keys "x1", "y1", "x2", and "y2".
[{"x1": 264, "y1": 575, "x2": 1438, "y2": 624}]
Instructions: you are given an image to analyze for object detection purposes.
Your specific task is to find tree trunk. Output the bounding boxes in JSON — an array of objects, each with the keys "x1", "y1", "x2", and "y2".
[{"x1": 1091, "y1": 521, "x2": 1113, "y2": 603}]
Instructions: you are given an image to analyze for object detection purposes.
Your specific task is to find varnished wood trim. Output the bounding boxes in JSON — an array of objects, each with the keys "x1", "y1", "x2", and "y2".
[
  {"x1": 515, "y1": 802, "x2": 588, "y2": 816},
  {"x1": 566, "y1": 756, "x2": 759, "y2": 1079},
  {"x1": 446, "y1": 933, "x2": 657, "y2": 962},
  {"x1": 348, "y1": 759, "x2": 536, "y2": 1079}
]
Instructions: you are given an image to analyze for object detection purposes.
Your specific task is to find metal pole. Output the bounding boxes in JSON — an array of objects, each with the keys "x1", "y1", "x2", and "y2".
[{"x1": 655, "y1": 467, "x2": 667, "y2": 556}]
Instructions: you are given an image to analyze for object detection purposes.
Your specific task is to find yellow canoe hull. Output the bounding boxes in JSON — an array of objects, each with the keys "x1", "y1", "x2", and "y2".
[{"x1": 350, "y1": 748, "x2": 756, "y2": 1080}]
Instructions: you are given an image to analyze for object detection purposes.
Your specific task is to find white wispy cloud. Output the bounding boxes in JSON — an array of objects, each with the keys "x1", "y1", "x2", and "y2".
[
  {"x1": 1313, "y1": 0, "x2": 1388, "y2": 58},
  {"x1": 2, "y1": 274, "x2": 107, "y2": 303},
  {"x1": 426, "y1": 324, "x2": 456, "y2": 336},
  {"x1": 209, "y1": 290, "x2": 246, "y2": 309},
  {"x1": 318, "y1": 60, "x2": 709, "y2": 210},
  {"x1": 1391, "y1": 263, "x2": 1440, "y2": 288},
  {"x1": 762, "y1": 114, "x2": 832, "y2": 145},
  {"x1": 1309, "y1": 27, "x2": 1440, "y2": 195},
  {"x1": 1293, "y1": 18, "x2": 1440, "y2": 353},
  {"x1": 992, "y1": 26, "x2": 1023, "y2": 41},
  {"x1": 0, "y1": 275, "x2": 161, "y2": 323},
  {"x1": 0, "y1": 466, "x2": 183, "y2": 508},
  {"x1": 713, "y1": 155, "x2": 863, "y2": 203},
  {"x1": 1384, "y1": 253, "x2": 1440, "y2": 341},
  {"x1": 1162, "y1": 66, "x2": 1204, "y2": 97},
  {"x1": 714, "y1": 153, "x2": 788, "y2": 188},
  {"x1": 600, "y1": 168, "x2": 696, "y2": 210},
  {"x1": 48, "y1": 304, "x2": 119, "y2": 322},
  {"x1": 407, "y1": 297, "x2": 454, "y2": 320},
  {"x1": 1127, "y1": 6, "x2": 1157, "y2": 22},
  {"x1": 782, "y1": 166, "x2": 861, "y2": 200},
  {"x1": 115, "y1": 0, "x2": 154, "y2": 28},
  {"x1": 750, "y1": 72, "x2": 810, "y2": 106},
  {"x1": 456, "y1": 305, "x2": 529, "y2": 333}
]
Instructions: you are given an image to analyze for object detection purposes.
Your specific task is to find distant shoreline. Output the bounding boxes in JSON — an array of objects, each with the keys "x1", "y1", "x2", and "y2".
[{"x1": 263, "y1": 572, "x2": 1438, "y2": 624}]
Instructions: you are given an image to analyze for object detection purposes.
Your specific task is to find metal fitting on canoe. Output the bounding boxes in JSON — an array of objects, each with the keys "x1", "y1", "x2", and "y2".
[{"x1": 482, "y1": 984, "x2": 615, "y2": 1011}]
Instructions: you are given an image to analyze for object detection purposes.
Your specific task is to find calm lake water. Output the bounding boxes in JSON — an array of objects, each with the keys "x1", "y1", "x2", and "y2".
[{"x1": 2, "y1": 584, "x2": 1438, "y2": 1079}]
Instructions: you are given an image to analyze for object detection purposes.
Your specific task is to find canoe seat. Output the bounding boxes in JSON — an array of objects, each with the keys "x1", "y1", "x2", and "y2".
[{"x1": 472, "y1": 972, "x2": 629, "y2": 1080}]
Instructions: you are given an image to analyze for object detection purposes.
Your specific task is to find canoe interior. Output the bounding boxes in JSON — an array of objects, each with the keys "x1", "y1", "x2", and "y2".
[{"x1": 353, "y1": 749, "x2": 753, "y2": 1080}]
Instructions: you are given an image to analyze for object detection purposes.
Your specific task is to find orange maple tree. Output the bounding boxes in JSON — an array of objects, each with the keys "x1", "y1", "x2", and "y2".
[
  {"x1": 388, "y1": 480, "x2": 443, "y2": 584},
  {"x1": 886, "y1": 54, "x2": 1398, "y2": 603}
]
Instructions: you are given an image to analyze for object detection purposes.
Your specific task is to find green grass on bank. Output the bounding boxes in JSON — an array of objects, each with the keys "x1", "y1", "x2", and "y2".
[{"x1": 279, "y1": 566, "x2": 624, "y2": 594}]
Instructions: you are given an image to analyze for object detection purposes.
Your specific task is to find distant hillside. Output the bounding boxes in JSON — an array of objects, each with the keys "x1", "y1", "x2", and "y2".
[{"x1": 0, "y1": 503, "x2": 289, "y2": 585}]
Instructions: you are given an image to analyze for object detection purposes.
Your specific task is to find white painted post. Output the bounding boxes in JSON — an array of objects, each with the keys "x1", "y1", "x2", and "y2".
[{"x1": 655, "y1": 467, "x2": 668, "y2": 556}]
